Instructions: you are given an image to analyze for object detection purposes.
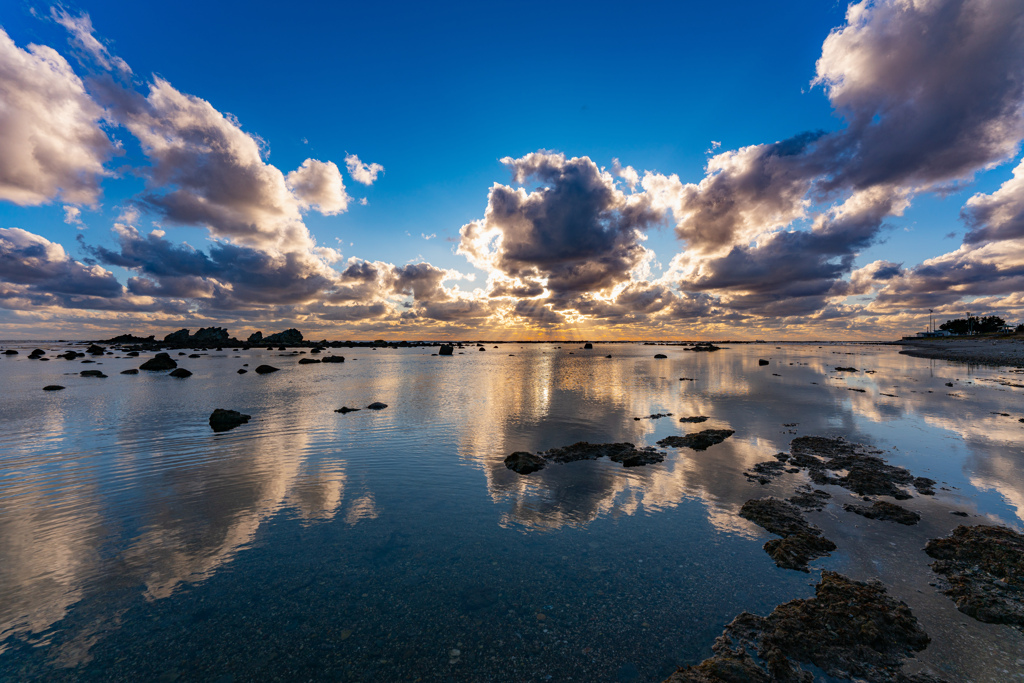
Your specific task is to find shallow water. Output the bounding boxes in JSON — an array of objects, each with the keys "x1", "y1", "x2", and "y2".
[{"x1": 0, "y1": 342, "x2": 1022, "y2": 682}]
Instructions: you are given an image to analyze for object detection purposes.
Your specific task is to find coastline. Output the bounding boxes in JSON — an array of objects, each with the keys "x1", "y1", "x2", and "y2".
[{"x1": 895, "y1": 336, "x2": 1024, "y2": 367}]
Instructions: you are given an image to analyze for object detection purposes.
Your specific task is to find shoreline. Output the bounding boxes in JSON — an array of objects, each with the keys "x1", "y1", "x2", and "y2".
[{"x1": 894, "y1": 337, "x2": 1024, "y2": 368}]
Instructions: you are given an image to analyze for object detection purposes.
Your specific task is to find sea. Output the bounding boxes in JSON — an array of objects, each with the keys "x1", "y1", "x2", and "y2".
[{"x1": 0, "y1": 341, "x2": 1022, "y2": 682}]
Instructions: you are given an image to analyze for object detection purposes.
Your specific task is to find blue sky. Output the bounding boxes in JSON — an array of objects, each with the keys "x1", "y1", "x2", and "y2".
[{"x1": 1, "y1": 0, "x2": 1023, "y2": 339}]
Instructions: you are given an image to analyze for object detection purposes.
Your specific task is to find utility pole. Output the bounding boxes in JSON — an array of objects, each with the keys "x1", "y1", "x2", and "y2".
[{"x1": 929, "y1": 309, "x2": 933, "y2": 334}]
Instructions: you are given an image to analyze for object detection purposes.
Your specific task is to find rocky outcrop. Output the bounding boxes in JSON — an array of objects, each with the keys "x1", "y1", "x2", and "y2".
[
  {"x1": 263, "y1": 329, "x2": 303, "y2": 345},
  {"x1": 739, "y1": 497, "x2": 836, "y2": 571},
  {"x1": 504, "y1": 452, "x2": 547, "y2": 474},
  {"x1": 86, "y1": 344, "x2": 106, "y2": 355},
  {"x1": 788, "y1": 436, "x2": 935, "y2": 499},
  {"x1": 209, "y1": 409, "x2": 251, "y2": 432},
  {"x1": 925, "y1": 525, "x2": 1024, "y2": 626},
  {"x1": 844, "y1": 501, "x2": 921, "y2": 525},
  {"x1": 664, "y1": 572, "x2": 939, "y2": 683},
  {"x1": 439, "y1": 344, "x2": 454, "y2": 356},
  {"x1": 169, "y1": 368, "x2": 193, "y2": 378},
  {"x1": 583, "y1": 342, "x2": 593, "y2": 349},
  {"x1": 657, "y1": 429, "x2": 735, "y2": 451},
  {"x1": 163, "y1": 329, "x2": 191, "y2": 344},
  {"x1": 140, "y1": 353, "x2": 177, "y2": 371},
  {"x1": 247, "y1": 331, "x2": 264, "y2": 344}
]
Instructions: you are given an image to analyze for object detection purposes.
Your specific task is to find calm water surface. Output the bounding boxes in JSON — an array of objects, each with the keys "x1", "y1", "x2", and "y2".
[{"x1": 1, "y1": 342, "x2": 1023, "y2": 682}]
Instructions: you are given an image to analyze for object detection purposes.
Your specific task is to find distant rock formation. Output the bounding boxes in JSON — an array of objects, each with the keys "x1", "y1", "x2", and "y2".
[{"x1": 263, "y1": 329, "x2": 303, "y2": 345}]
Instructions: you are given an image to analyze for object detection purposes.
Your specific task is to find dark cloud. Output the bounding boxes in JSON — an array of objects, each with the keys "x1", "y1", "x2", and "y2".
[{"x1": 0, "y1": 227, "x2": 122, "y2": 298}]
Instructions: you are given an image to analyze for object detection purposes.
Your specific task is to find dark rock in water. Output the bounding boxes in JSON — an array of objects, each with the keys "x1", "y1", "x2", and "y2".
[
  {"x1": 59, "y1": 351, "x2": 80, "y2": 360},
  {"x1": 29, "y1": 348, "x2": 45, "y2": 358},
  {"x1": 758, "y1": 358, "x2": 769, "y2": 366},
  {"x1": 298, "y1": 357, "x2": 321, "y2": 364},
  {"x1": 678, "y1": 415, "x2": 709, "y2": 423},
  {"x1": 787, "y1": 436, "x2": 929, "y2": 500},
  {"x1": 263, "y1": 328, "x2": 303, "y2": 345},
  {"x1": 845, "y1": 501, "x2": 921, "y2": 525},
  {"x1": 504, "y1": 451, "x2": 547, "y2": 474},
  {"x1": 739, "y1": 497, "x2": 836, "y2": 571},
  {"x1": 102, "y1": 333, "x2": 155, "y2": 344},
  {"x1": 86, "y1": 344, "x2": 106, "y2": 355},
  {"x1": 3, "y1": 349, "x2": 17, "y2": 355},
  {"x1": 188, "y1": 353, "x2": 201, "y2": 358},
  {"x1": 664, "y1": 571, "x2": 936, "y2": 683},
  {"x1": 478, "y1": 346, "x2": 486, "y2": 351},
  {"x1": 925, "y1": 525, "x2": 1024, "y2": 626},
  {"x1": 254, "y1": 365, "x2": 279, "y2": 374},
  {"x1": 120, "y1": 369, "x2": 139, "y2": 375},
  {"x1": 140, "y1": 353, "x2": 177, "y2": 371},
  {"x1": 209, "y1": 408, "x2": 251, "y2": 432},
  {"x1": 126, "y1": 351, "x2": 139, "y2": 357},
  {"x1": 334, "y1": 406, "x2": 360, "y2": 414},
  {"x1": 835, "y1": 366, "x2": 858, "y2": 372},
  {"x1": 583, "y1": 342, "x2": 593, "y2": 349},
  {"x1": 169, "y1": 368, "x2": 192, "y2": 378},
  {"x1": 237, "y1": 369, "x2": 247, "y2": 374},
  {"x1": 80, "y1": 370, "x2": 107, "y2": 378},
  {"x1": 321, "y1": 355, "x2": 345, "y2": 363},
  {"x1": 43, "y1": 385, "x2": 65, "y2": 391},
  {"x1": 438, "y1": 344, "x2": 454, "y2": 356},
  {"x1": 366, "y1": 402, "x2": 388, "y2": 410},
  {"x1": 787, "y1": 486, "x2": 831, "y2": 511},
  {"x1": 950, "y1": 510, "x2": 969, "y2": 517},
  {"x1": 653, "y1": 353, "x2": 668, "y2": 358},
  {"x1": 657, "y1": 429, "x2": 734, "y2": 451},
  {"x1": 605, "y1": 354, "x2": 612, "y2": 358},
  {"x1": 687, "y1": 342, "x2": 721, "y2": 352},
  {"x1": 536, "y1": 442, "x2": 666, "y2": 468},
  {"x1": 164, "y1": 329, "x2": 191, "y2": 344}
]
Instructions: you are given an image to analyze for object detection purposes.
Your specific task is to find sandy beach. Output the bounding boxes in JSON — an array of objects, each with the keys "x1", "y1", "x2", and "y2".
[{"x1": 896, "y1": 336, "x2": 1024, "y2": 367}]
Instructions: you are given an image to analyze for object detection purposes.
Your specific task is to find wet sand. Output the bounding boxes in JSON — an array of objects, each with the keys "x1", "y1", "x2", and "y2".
[{"x1": 897, "y1": 337, "x2": 1024, "y2": 367}]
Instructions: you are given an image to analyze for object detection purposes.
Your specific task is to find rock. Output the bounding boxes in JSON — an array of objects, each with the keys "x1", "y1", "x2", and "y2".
[
  {"x1": 237, "y1": 369, "x2": 247, "y2": 374},
  {"x1": 80, "y1": 370, "x2": 107, "y2": 378},
  {"x1": 534, "y1": 441, "x2": 666, "y2": 468},
  {"x1": 334, "y1": 406, "x2": 360, "y2": 414},
  {"x1": 925, "y1": 525, "x2": 1024, "y2": 626},
  {"x1": 254, "y1": 365, "x2": 279, "y2": 374},
  {"x1": 687, "y1": 342, "x2": 721, "y2": 352},
  {"x1": 140, "y1": 353, "x2": 177, "y2": 371},
  {"x1": 164, "y1": 329, "x2": 191, "y2": 344},
  {"x1": 835, "y1": 366, "x2": 858, "y2": 372},
  {"x1": 787, "y1": 436, "x2": 930, "y2": 500},
  {"x1": 657, "y1": 429, "x2": 735, "y2": 451},
  {"x1": 188, "y1": 353, "x2": 201, "y2": 358},
  {"x1": 86, "y1": 344, "x2": 106, "y2": 355},
  {"x1": 844, "y1": 501, "x2": 921, "y2": 525},
  {"x1": 3, "y1": 349, "x2": 17, "y2": 355},
  {"x1": 739, "y1": 498, "x2": 836, "y2": 571},
  {"x1": 298, "y1": 357, "x2": 321, "y2": 364},
  {"x1": 366, "y1": 402, "x2": 388, "y2": 409},
  {"x1": 43, "y1": 385, "x2": 65, "y2": 391},
  {"x1": 654, "y1": 353, "x2": 668, "y2": 358},
  {"x1": 478, "y1": 347, "x2": 486, "y2": 351},
  {"x1": 321, "y1": 355, "x2": 345, "y2": 363},
  {"x1": 263, "y1": 328, "x2": 303, "y2": 345},
  {"x1": 120, "y1": 369, "x2": 139, "y2": 375},
  {"x1": 247, "y1": 331, "x2": 263, "y2": 344},
  {"x1": 59, "y1": 351, "x2": 79, "y2": 360},
  {"x1": 209, "y1": 408, "x2": 251, "y2": 432},
  {"x1": 678, "y1": 416, "x2": 709, "y2": 423},
  {"x1": 664, "y1": 571, "x2": 937, "y2": 683},
  {"x1": 504, "y1": 451, "x2": 547, "y2": 474},
  {"x1": 787, "y1": 487, "x2": 831, "y2": 511},
  {"x1": 192, "y1": 327, "x2": 229, "y2": 344},
  {"x1": 758, "y1": 359, "x2": 769, "y2": 366},
  {"x1": 438, "y1": 344, "x2": 454, "y2": 355},
  {"x1": 28, "y1": 348, "x2": 46, "y2": 358},
  {"x1": 584, "y1": 342, "x2": 593, "y2": 349},
  {"x1": 169, "y1": 368, "x2": 192, "y2": 378}
]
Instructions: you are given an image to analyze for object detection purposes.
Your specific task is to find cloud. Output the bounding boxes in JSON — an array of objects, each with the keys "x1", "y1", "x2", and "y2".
[
  {"x1": 0, "y1": 227, "x2": 122, "y2": 298},
  {"x1": 344, "y1": 154, "x2": 384, "y2": 185},
  {"x1": 286, "y1": 159, "x2": 350, "y2": 215},
  {"x1": 0, "y1": 28, "x2": 114, "y2": 206},
  {"x1": 459, "y1": 152, "x2": 663, "y2": 298},
  {"x1": 962, "y1": 158, "x2": 1024, "y2": 244},
  {"x1": 63, "y1": 206, "x2": 84, "y2": 228},
  {"x1": 50, "y1": 7, "x2": 131, "y2": 74}
]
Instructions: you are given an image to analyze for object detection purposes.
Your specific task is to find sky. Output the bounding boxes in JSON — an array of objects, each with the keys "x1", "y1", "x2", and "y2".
[{"x1": 1, "y1": 0, "x2": 1023, "y2": 341}]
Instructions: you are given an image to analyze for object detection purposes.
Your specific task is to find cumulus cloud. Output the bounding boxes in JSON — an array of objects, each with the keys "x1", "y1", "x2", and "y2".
[
  {"x1": 344, "y1": 154, "x2": 384, "y2": 185},
  {"x1": 63, "y1": 206, "x2": 84, "y2": 228},
  {"x1": 0, "y1": 28, "x2": 114, "y2": 206},
  {"x1": 0, "y1": 227, "x2": 122, "y2": 299},
  {"x1": 286, "y1": 159, "x2": 350, "y2": 215},
  {"x1": 962, "y1": 158, "x2": 1024, "y2": 244}
]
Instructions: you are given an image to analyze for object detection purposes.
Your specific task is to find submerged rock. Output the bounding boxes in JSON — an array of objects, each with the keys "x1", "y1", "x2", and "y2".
[
  {"x1": 664, "y1": 571, "x2": 939, "y2": 683},
  {"x1": 657, "y1": 429, "x2": 735, "y2": 451},
  {"x1": 788, "y1": 436, "x2": 933, "y2": 500},
  {"x1": 254, "y1": 365, "x2": 280, "y2": 374},
  {"x1": 787, "y1": 486, "x2": 831, "y2": 511},
  {"x1": 506, "y1": 441, "x2": 668, "y2": 474},
  {"x1": 334, "y1": 406, "x2": 360, "y2": 414},
  {"x1": 925, "y1": 525, "x2": 1024, "y2": 626},
  {"x1": 739, "y1": 497, "x2": 836, "y2": 571},
  {"x1": 298, "y1": 357, "x2": 321, "y2": 364},
  {"x1": 80, "y1": 370, "x2": 107, "y2": 378},
  {"x1": 844, "y1": 501, "x2": 921, "y2": 525},
  {"x1": 43, "y1": 385, "x2": 65, "y2": 391},
  {"x1": 209, "y1": 408, "x2": 251, "y2": 432},
  {"x1": 678, "y1": 416, "x2": 709, "y2": 423},
  {"x1": 504, "y1": 451, "x2": 547, "y2": 474},
  {"x1": 169, "y1": 368, "x2": 192, "y2": 378},
  {"x1": 366, "y1": 402, "x2": 388, "y2": 410},
  {"x1": 120, "y1": 369, "x2": 139, "y2": 375},
  {"x1": 140, "y1": 353, "x2": 177, "y2": 371}
]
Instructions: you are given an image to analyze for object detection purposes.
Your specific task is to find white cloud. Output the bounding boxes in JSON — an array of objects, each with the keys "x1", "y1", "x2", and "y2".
[
  {"x1": 286, "y1": 159, "x2": 350, "y2": 215},
  {"x1": 345, "y1": 154, "x2": 384, "y2": 185},
  {"x1": 50, "y1": 8, "x2": 131, "y2": 74}
]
